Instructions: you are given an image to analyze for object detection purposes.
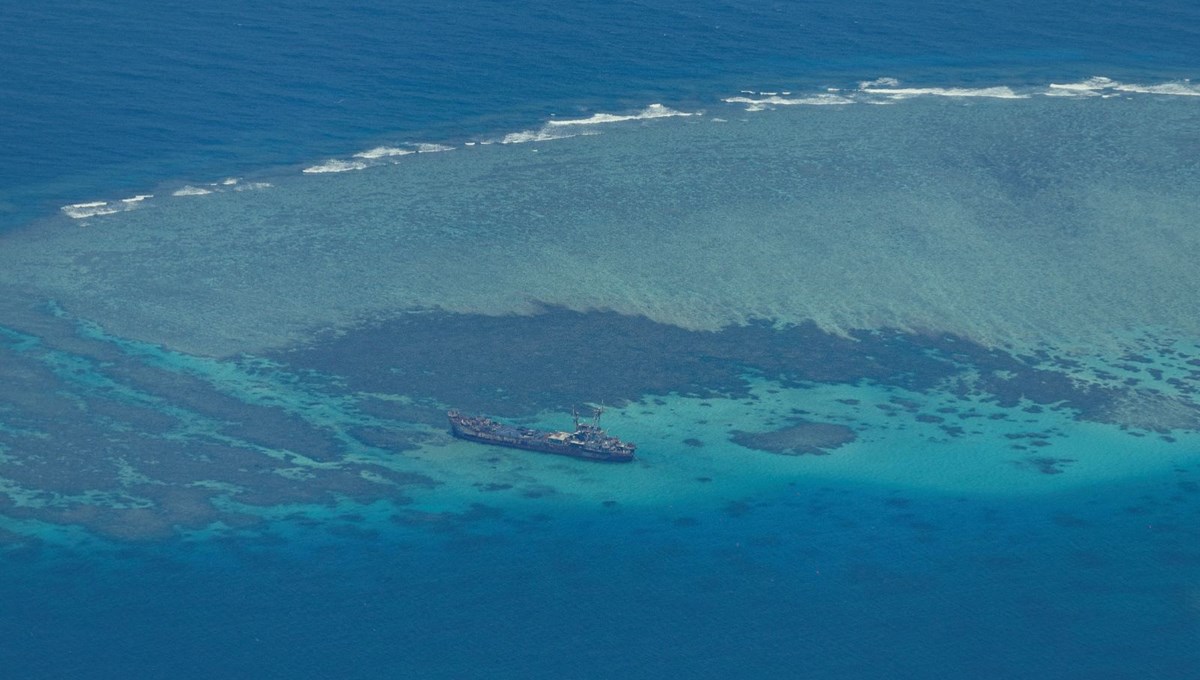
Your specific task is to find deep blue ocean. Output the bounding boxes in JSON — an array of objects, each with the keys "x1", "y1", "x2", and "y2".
[
  {"x1": 4, "y1": 0, "x2": 1199, "y2": 231},
  {"x1": 2, "y1": 1, "x2": 1200, "y2": 678}
]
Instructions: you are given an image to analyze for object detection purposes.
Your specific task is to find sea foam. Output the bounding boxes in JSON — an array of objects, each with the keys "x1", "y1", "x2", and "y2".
[
  {"x1": 303, "y1": 159, "x2": 368, "y2": 174},
  {"x1": 60, "y1": 201, "x2": 122, "y2": 219},
  {"x1": 499, "y1": 128, "x2": 591, "y2": 144},
  {"x1": 60, "y1": 194, "x2": 152, "y2": 219},
  {"x1": 173, "y1": 186, "x2": 214, "y2": 197},
  {"x1": 1048, "y1": 76, "x2": 1200, "y2": 97},
  {"x1": 723, "y1": 94, "x2": 853, "y2": 111},
  {"x1": 1117, "y1": 81, "x2": 1200, "y2": 96},
  {"x1": 858, "y1": 83, "x2": 1027, "y2": 99},
  {"x1": 307, "y1": 145, "x2": 448, "y2": 175},
  {"x1": 353, "y1": 146, "x2": 416, "y2": 159},
  {"x1": 726, "y1": 76, "x2": 1200, "y2": 111},
  {"x1": 546, "y1": 103, "x2": 696, "y2": 127},
  {"x1": 233, "y1": 182, "x2": 273, "y2": 192}
]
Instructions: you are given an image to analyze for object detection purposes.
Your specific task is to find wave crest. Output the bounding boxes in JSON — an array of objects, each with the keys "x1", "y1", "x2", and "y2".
[
  {"x1": 60, "y1": 194, "x2": 153, "y2": 219},
  {"x1": 723, "y1": 94, "x2": 854, "y2": 111},
  {"x1": 353, "y1": 146, "x2": 416, "y2": 159},
  {"x1": 173, "y1": 186, "x2": 214, "y2": 197},
  {"x1": 547, "y1": 103, "x2": 697, "y2": 127},
  {"x1": 1049, "y1": 76, "x2": 1200, "y2": 97},
  {"x1": 303, "y1": 159, "x2": 368, "y2": 174}
]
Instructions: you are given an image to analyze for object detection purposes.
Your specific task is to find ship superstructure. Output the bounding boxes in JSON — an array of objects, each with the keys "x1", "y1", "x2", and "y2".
[{"x1": 447, "y1": 407, "x2": 636, "y2": 462}]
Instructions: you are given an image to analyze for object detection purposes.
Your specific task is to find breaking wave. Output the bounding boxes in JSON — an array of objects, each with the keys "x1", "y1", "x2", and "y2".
[
  {"x1": 500, "y1": 128, "x2": 590, "y2": 144},
  {"x1": 173, "y1": 186, "x2": 213, "y2": 197},
  {"x1": 859, "y1": 84, "x2": 1027, "y2": 99},
  {"x1": 60, "y1": 194, "x2": 153, "y2": 219},
  {"x1": 724, "y1": 76, "x2": 1200, "y2": 110},
  {"x1": 353, "y1": 146, "x2": 415, "y2": 159},
  {"x1": 53, "y1": 77, "x2": 1200, "y2": 220},
  {"x1": 723, "y1": 93, "x2": 854, "y2": 111},
  {"x1": 546, "y1": 103, "x2": 697, "y2": 127},
  {"x1": 303, "y1": 159, "x2": 369, "y2": 174},
  {"x1": 1048, "y1": 76, "x2": 1200, "y2": 97}
]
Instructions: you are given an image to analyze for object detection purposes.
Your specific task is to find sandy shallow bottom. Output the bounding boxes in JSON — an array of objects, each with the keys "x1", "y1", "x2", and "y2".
[{"x1": 2, "y1": 94, "x2": 1198, "y2": 358}]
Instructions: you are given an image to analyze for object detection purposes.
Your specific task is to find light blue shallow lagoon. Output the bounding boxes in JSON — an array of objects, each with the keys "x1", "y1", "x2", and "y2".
[{"x1": 1, "y1": 1, "x2": 1199, "y2": 678}]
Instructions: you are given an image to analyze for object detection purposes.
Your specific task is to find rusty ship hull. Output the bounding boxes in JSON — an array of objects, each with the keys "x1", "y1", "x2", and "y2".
[{"x1": 448, "y1": 410, "x2": 635, "y2": 462}]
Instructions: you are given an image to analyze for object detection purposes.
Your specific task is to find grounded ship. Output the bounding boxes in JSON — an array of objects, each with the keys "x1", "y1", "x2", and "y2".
[{"x1": 447, "y1": 408, "x2": 636, "y2": 462}]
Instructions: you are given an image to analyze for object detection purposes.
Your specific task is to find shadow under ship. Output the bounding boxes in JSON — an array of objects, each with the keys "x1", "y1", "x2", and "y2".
[{"x1": 447, "y1": 408, "x2": 636, "y2": 462}]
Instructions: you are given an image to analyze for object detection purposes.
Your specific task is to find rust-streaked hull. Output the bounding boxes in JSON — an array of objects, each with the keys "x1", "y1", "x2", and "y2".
[{"x1": 448, "y1": 411, "x2": 635, "y2": 462}]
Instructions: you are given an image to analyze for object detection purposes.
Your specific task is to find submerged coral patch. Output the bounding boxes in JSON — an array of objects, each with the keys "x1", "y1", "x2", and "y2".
[
  {"x1": 1015, "y1": 457, "x2": 1079, "y2": 475},
  {"x1": 730, "y1": 421, "x2": 857, "y2": 456}
]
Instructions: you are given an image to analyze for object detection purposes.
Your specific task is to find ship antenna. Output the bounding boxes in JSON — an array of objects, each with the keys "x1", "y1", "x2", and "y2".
[
  {"x1": 592, "y1": 405, "x2": 604, "y2": 428},
  {"x1": 572, "y1": 406, "x2": 580, "y2": 431}
]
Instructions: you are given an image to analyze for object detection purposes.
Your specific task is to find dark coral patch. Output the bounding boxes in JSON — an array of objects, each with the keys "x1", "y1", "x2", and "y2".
[
  {"x1": 1, "y1": 291, "x2": 1196, "y2": 544},
  {"x1": 345, "y1": 426, "x2": 424, "y2": 453},
  {"x1": 730, "y1": 421, "x2": 856, "y2": 456},
  {"x1": 939, "y1": 425, "x2": 965, "y2": 437},
  {"x1": 271, "y1": 308, "x2": 966, "y2": 418},
  {"x1": 520, "y1": 485, "x2": 557, "y2": 499},
  {"x1": 1014, "y1": 457, "x2": 1078, "y2": 475},
  {"x1": 390, "y1": 503, "x2": 505, "y2": 532},
  {"x1": 724, "y1": 501, "x2": 752, "y2": 517},
  {"x1": 1052, "y1": 513, "x2": 1090, "y2": 528}
]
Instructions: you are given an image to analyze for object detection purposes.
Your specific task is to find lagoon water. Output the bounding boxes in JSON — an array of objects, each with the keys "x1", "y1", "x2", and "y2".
[{"x1": 2, "y1": 1, "x2": 1200, "y2": 678}]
